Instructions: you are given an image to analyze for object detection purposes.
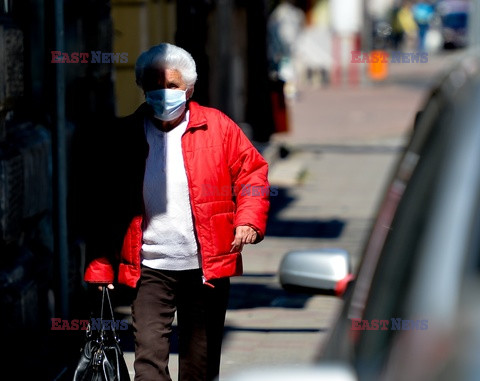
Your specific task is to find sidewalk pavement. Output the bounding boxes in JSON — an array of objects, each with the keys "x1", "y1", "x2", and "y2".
[
  {"x1": 273, "y1": 49, "x2": 461, "y2": 147},
  {"x1": 118, "y1": 49, "x2": 463, "y2": 380}
]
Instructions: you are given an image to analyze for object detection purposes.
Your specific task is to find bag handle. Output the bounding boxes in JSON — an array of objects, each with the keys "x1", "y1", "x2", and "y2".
[{"x1": 99, "y1": 286, "x2": 120, "y2": 342}]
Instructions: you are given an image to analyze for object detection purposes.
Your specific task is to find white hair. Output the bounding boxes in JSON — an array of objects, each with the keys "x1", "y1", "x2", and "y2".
[{"x1": 135, "y1": 43, "x2": 197, "y2": 89}]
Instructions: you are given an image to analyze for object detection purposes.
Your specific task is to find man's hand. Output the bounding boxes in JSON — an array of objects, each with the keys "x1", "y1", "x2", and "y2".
[
  {"x1": 98, "y1": 284, "x2": 115, "y2": 291},
  {"x1": 231, "y1": 225, "x2": 258, "y2": 252}
]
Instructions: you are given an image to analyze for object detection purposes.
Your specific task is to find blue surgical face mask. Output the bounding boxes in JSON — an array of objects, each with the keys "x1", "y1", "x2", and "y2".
[{"x1": 145, "y1": 89, "x2": 187, "y2": 121}]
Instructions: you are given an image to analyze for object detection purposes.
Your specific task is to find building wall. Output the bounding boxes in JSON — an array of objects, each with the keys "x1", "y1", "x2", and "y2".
[
  {"x1": 0, "y1": 0, "x2": 118, "y2": 377},
  {"x1": 112, "y1": 0, "x2": 177, "y2": 116}
]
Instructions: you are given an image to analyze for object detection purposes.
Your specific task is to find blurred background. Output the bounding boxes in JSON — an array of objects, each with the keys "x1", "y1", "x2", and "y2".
[{"x1": 0, "y1": 0, "x2": 477, "y2": 379}]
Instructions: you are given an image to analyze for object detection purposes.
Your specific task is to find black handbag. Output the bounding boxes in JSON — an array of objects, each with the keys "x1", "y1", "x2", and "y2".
[{"x1": 73, "y1": 286, "x2": 131, "y2": 381}]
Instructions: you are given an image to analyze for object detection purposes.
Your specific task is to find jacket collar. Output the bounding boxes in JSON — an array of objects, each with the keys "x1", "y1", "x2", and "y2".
[{"x1": 186, "y1": 101, "x2": 208, "y2": 130}]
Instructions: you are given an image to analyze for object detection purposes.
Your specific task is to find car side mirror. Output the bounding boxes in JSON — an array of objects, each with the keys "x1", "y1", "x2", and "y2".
[{"x1": 279, "y1": 248, "x2": 354, "y2": 297}]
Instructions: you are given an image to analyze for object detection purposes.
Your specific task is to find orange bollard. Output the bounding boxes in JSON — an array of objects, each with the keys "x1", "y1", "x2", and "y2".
[{"x1": 368, "y1": 50, "x2": 389, "y2": 81}]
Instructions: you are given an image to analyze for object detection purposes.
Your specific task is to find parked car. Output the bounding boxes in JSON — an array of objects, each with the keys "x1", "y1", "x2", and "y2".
[{"x1": 227, "y1": 50, "x2": 480, "y2": 380}]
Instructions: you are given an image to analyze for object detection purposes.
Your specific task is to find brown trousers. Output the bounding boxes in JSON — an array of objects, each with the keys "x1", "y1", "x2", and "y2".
[{"x1": 132, "y1": 266, "x2": 230, "y2": 381}]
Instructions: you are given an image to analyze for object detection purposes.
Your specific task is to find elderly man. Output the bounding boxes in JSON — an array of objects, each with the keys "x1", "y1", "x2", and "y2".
[{"x1": 83, "y1": 43, "x2": 270, "y2": 381}]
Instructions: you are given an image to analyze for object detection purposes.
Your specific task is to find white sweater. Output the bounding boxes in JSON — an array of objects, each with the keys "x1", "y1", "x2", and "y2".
[{"x1": 141, "y1": 113, "x2": 201, "y2": 270}]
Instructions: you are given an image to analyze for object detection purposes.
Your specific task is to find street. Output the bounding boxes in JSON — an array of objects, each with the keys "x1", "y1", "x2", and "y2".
[
  {"x1": 221, "y1": 50, "x2": 460, "y2": 379},
  {"x1": 119, "y1": 50, "x2": 461, "y2": 380}
]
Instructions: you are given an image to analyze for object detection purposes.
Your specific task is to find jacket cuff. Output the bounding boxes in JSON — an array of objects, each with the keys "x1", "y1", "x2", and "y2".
[{"x1": 84, "y1": 257, "x2": 115, "y2": 284}]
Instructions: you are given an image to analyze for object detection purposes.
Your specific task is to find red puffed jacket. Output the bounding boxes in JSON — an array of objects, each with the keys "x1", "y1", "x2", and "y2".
[{"x1": 84, "y1": 101, "x2": 270, "y2": 288}]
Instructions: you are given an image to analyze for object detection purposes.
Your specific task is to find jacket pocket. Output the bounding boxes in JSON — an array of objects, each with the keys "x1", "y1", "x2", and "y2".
[{"x1": 209, "y1": 212, "x2": 235, "y2": 255}]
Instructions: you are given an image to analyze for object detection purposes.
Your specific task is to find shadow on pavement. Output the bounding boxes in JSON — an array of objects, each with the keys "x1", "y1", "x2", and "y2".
[
  {"x1": 266, "y1": 187, "x2": 345, "y2": 238},
  {"x1": 228, "y1": 282, "x2": 314, "y2": 310}
]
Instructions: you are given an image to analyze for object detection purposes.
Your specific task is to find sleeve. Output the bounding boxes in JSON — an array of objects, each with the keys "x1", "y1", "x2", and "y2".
[
  {"x1": 84, "y1": 257, "x2": 115, "y2": 284},
  {"x1": 225, "y1": 116, "x2": 270, "y2": 243}
]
